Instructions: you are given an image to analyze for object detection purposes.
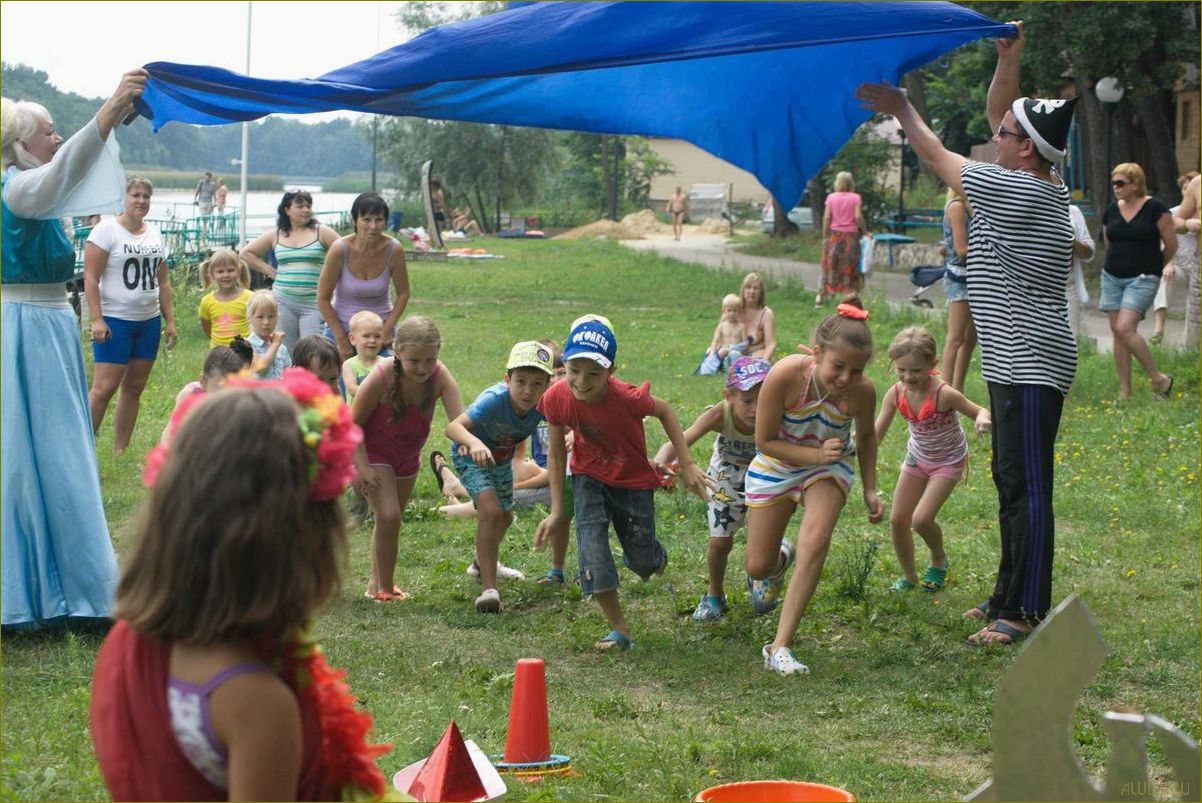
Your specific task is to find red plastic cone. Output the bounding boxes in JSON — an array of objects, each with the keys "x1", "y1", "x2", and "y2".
[
  {"x1": 503, "y1": 658, "x2": 551, "y2": 763},
  {"x1": 409, "y1": 720, "x2": 487, "y2": 802}
]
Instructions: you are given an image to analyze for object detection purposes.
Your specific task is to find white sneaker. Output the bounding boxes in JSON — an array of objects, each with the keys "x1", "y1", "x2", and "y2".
[
  {"x1": 762, "y1": 643, "x2": 809, "y2": 675},
  {"x1": 475, "y1": 588, "x2": 501, "y2": 613},
  {"x1": 466, "y1": 561, "x2": 526, "y2": 581}
]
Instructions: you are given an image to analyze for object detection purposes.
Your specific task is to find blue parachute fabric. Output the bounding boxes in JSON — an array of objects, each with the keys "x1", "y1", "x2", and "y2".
[{"x1": 137, "y1": 2, "x2": 1015, "y2": 207}]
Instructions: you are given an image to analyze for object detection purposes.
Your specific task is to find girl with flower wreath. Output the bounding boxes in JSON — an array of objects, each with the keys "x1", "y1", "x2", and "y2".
[{"x1": 90, "y1": 369, "x2": 403, "y2": 801}]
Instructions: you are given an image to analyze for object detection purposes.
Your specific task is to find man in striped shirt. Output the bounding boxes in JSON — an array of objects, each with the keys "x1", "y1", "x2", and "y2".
[{"x1": 857, "y1": 20, "x2": 1078, "y2": 646}]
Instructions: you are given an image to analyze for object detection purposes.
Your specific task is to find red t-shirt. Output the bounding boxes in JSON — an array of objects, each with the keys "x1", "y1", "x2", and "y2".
[{"x1": 537, "y1": 377, "x2": 659, "y2": 489}]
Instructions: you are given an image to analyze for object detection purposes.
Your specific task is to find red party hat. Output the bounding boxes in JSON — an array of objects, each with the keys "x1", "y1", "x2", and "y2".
[{"x1": 408, "y1": 721, "x2": 487, "y2": 802}]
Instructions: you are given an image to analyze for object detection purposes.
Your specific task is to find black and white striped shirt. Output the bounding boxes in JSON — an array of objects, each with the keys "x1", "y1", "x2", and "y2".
[{"x1": 961, "y1": 162, "x2": 1077, "y2": 394}]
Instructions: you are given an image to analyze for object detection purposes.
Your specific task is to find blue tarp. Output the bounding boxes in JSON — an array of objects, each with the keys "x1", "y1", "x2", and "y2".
[{"x1": 137, "y1": 2, "x2": 1015, "y2": 207}]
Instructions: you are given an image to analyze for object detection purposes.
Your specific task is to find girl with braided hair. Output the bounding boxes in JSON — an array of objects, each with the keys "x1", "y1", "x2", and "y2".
[{"x1": 351, "y1": 315, "x2": 467, "y2": 601}]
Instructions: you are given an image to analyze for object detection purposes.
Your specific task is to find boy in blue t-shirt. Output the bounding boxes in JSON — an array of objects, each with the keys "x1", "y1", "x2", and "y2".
[{"x1": 446, "y1": 341, "x2": 555, "y2": 613}]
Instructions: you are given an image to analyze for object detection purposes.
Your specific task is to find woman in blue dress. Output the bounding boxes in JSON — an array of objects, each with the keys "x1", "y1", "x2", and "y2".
[{"x1": 1, "y1": 69, "x2": 147, "y2": 629}]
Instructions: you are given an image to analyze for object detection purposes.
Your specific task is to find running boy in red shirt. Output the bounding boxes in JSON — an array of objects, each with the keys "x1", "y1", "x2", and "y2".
[{"x1": 535, "y1": 316, "x2": 711, "y2": 650}]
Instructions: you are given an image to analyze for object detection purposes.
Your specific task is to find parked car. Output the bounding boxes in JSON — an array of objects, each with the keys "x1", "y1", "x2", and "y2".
[{"x1": 760, "y1": 193, "x2": 814, "y2": 233}]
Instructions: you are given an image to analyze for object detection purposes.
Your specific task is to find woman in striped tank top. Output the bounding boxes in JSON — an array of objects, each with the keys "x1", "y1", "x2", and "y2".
[
  {"x1": 875, "y1": 326, "x2": 990, "y2": 595},
  {"x1": 745, "y1": 297, "x2": 885, "y2": 675},
  {"x1": 241, "y1": 190, "x2": 339, "y2": 351}
]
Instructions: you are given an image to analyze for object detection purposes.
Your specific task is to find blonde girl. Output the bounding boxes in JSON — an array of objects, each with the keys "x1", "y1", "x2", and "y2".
[
  {"x1": 351, "y1": 315, "x2": 466, "y2": 601},
  {"x1": 744, "y1": 296, "x2": 885, "y2": 675},
  {"x1": 198, "y1": 249, "x2": 252, "y2": 347},
  {"x1": 874, "y1": 326, "x2": 990, "y2": 592}
]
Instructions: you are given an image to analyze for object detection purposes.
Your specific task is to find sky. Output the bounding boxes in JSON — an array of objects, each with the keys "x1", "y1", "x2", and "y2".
[{"x1": 1, "y1": 1, "x2": 415, "y2": 122}]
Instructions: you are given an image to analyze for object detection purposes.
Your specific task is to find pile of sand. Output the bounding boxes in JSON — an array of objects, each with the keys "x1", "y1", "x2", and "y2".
[
  {"x1": 696, "y1": 217, "x2": 731, "y2": 235},
  {"x1": 620, "y1": 209, "x2": 671, "y2": 237},
  {"x1": 555, "y1": 219, "x2": 641, "y2": 241}
]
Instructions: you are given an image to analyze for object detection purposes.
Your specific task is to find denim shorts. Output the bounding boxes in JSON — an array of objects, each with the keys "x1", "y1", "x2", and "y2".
[
  {"x1": 452, "y1": 451, "x2": 515, "y2": 511},
  {"x1": 572, "y1": 474, "x2": 664, "y2": 595},
  {"x1": 1099, "y1": 271, "x2": 1159, "y2": 318},
  {"x1": 943, "y1": 271, "x2": 969, "y2": 304},
  {"x1": 93, "y1": 315, "x2": 161, "y2": 365}
]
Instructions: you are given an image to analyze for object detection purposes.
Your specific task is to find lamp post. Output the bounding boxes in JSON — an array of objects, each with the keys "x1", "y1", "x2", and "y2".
[
  {"x1": 896, "y1": 127, "x2": 907, "y2": 234},
  {"x1": 237, "y1": 0, "x2": 253, "y2": 247},
  {"x1": 1095, "y1": 76, "x2": 1125, "y2": 176}
]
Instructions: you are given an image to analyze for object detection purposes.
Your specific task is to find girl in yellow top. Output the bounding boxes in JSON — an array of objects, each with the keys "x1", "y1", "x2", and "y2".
[{"x1": 197, "y1": 249, "x2": 252, "y2": 346}]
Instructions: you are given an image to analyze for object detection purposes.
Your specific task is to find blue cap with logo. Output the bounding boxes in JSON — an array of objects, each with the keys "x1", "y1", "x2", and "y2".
[{"x1": 562, "y1": 318, "x2": 617, "y2": 369}]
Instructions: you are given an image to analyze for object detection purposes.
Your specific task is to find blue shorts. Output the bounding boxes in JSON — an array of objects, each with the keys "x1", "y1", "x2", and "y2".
[
  {"x1": 92, "y1": 315, "x2": 161, "y2": 365},
  {"x1": 452, "y1": 450, "x2": 515, "y2": 511},
  {"x1": 1099, "y1": 272, "x2": 1159, "y2": 318},
  {"x1": 572, "y1": 474, "x2": 664, "y2": 595},
  {"x1": 943, "y1": 272, "x2": 969, "y2": 304}
]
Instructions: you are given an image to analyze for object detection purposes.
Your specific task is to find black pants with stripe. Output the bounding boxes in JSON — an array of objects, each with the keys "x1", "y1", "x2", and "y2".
[{"x1": 986, "y1": 383, "x2": 1065, "y2": 623}]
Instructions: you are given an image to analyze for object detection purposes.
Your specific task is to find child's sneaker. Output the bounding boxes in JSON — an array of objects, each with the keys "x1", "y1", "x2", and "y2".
[
  {"x1": 762, "y1": 643, "x2": 809, "y2": 675},
  {"x1": 749, "y1": 542, "x2": 794, "y2": 614},
  {"x1": 466, "y1": 561, "x2": 526, "y2": 581},
  {"x1": 475, "y1": 587, "x2": 501, "y2": 613},
  {"x1": 692, "y1": 594, "x2": 728, "y2": 622}
]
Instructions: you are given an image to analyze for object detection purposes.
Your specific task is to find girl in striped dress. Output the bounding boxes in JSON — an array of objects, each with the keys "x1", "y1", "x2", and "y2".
[
  {"x1": 874, "y1": 326, "x2": 990, "y2": 593},
  {"x1": 745, "y1": 297, "x2": 885, "y2": 675}
]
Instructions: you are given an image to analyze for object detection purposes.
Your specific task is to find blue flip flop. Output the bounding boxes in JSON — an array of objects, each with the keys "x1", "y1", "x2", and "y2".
[{"x1": 595, "y1": 629, "x2": 633, "y2": 651}]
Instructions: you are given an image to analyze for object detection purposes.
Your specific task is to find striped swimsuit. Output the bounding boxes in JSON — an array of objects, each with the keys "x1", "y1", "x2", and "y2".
[
  {"x1": 745, "y1": 359, "x2": 856, "y2": 507},
  {"x1": 896, "y1": 381, "x2": 967, "y2": 466}
]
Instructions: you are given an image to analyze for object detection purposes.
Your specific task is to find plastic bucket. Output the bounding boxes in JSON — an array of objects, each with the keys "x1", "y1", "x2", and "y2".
[{"x1": 695, "y1": 780, "x2": 855, "y2": 802}]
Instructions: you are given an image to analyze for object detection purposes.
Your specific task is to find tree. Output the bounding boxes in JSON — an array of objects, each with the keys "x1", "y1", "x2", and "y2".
[
  {"x1": 959, "y1": 2, "x2": 1198, "y2": 211},
  {"x1": 378, "y1": 117, "x2": 558, "y2": 232}
]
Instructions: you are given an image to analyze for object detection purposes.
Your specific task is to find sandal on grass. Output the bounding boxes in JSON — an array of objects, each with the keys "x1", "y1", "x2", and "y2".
[
  {"x1": 966, "y1": 619, "x2": 1029, "y2": 647},
  {"x1": 595, "y1": 629, "x2": 633, "y2": 651},
  {"x1": 890, "y1": 577, "x2": 917, "y2": 591},
  {"x1": 1154, "y1": 375, "x2": 1174, "y2": 400},
  {"x1": 364, "y1": 586, "x2": 410, "y2": 602},
  {"x1": 429, "y1": 451, "x2": 449, "y2": 492},
  {"x1": 920, "y1": 563, "x2": 948, "y2": 592},
  {"x1": 538, "y1": 568, "x2": 566, "y2": 585}
]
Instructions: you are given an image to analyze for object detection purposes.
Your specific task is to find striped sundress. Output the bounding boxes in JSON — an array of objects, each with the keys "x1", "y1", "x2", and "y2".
[{"x1": 744, "y1": 359, "x2": 856, "y2": 507}]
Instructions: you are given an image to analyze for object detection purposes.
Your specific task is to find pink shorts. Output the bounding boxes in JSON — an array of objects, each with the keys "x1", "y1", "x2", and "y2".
[{"x1": 900, "y1": 450, "x2": 966, "y2": 482}]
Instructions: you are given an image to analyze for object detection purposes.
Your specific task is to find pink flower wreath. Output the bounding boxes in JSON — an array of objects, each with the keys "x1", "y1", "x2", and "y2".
[{"x1": 143, "y1": 367, "x2": 363, "y2": 501}]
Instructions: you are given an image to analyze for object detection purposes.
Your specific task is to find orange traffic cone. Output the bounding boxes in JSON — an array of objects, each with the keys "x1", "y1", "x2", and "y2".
[
  {"x1": 491, "y1": 658, "x2": 571, "y2": 779},
  {"x1": 505, "y1": 658, "x2": 551, "y2": 762}
]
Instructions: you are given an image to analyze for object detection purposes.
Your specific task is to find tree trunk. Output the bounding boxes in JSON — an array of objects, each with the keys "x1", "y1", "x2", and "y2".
[
  {"x1": 903, "y1": 70, "x2": 931, "y2": 179},
  {"x1": 1075, "y1": 77, "x2": 1113, "y2": 224},
  {"x1": 1131, "y1": 88, "x2": 1182, "y2": 204},
  {"x1": 807, "y1": 175, "x2": 825, "y2": 232},
  {"x1": 771, "y1": 198, "x2": 797, "y2": 238}
]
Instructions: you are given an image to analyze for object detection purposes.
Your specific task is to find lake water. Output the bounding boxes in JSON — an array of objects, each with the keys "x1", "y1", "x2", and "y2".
[{"x1": 146, "y1": 185, "x2": 362, "y2": 239}]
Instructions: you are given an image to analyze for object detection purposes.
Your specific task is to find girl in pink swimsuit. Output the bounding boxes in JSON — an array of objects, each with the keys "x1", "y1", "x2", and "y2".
[
  {"x1": 351, "y1": 315, "x2": 467, "y2": 601},
  {"x1": 874, "y1": 326, "x2": 991, "y2": 593}
]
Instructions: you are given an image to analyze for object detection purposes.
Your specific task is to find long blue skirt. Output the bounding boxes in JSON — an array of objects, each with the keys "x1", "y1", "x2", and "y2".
[{"x1": 2, "y1": 301, "x2": 117, "y2": 629}]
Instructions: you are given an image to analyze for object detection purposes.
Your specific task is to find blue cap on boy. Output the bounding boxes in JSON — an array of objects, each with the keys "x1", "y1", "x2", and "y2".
[{"x1": 562, "y1": 318, "x2": 617, "y2": 369}]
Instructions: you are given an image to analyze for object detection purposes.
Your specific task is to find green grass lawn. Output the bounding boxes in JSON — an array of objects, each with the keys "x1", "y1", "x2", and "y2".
[{"x1": 2, "y1": 237, "x2": 1198, "y2": 802}]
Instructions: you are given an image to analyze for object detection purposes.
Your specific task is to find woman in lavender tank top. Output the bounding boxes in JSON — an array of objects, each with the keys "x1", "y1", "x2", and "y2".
[{"x1": 317, "y1": 192, "x2": 410, "y2": 361}]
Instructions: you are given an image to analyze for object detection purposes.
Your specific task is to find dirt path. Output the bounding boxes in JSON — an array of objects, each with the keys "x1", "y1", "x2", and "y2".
[{"x1": 620, "y1": 232, "x2": 1185, "y2": 354}]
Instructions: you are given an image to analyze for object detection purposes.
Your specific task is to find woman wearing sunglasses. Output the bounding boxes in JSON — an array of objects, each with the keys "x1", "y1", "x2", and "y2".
[{"x1": 1100, "y1": 163, "x2": 1176, "y2": 401}]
